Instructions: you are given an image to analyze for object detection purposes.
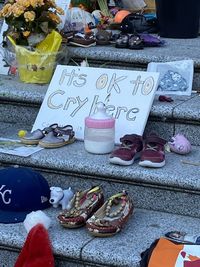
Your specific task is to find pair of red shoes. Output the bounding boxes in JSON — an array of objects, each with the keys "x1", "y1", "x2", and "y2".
[
  {"x1": 109, "y1": 133, "x2": 166, "y2": 168},
  {"x1": 57, "y1": 186, "x2": 133, "y2": 237}
]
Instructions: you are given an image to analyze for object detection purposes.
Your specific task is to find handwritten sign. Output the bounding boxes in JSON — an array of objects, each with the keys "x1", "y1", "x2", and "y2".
[{"x1": 32, "y1": 65, "x2": 159, "y2": 143}]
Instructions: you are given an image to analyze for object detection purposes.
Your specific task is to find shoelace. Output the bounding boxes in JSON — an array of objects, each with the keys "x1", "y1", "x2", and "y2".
[
  {"x1": 145, "y1": 143, "x2": 158, "y2": 151},
  {"x1": 121, "y1": 142, "x2": 134, "y2": 150}
]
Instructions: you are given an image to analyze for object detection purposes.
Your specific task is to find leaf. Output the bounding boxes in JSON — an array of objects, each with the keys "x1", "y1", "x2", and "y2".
[{"x1": 39, "y1": 22, "x2": 49, "y2": 34}]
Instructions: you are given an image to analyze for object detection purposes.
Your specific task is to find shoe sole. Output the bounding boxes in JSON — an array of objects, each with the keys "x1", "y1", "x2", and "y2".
[
  {"x1": 87, "y1": 231, "x2": 118, "y2": 237},
  {"x1": 59, "y1": 222, "x2": 85, "y2": 228},
  {"x1": 39, "y1": 137, "x2": 75, "y2": 148},
  {"x1": 87, "y1": 207, "x2": 133, "y2": 237},
  {"x1": 69, "y1": 41, "x2": 96, "y2": 48},
  {"x1": 109, "y1": 152, "x2": 141, "y2": 166},
  {"x1": 139, "y1": 160, "x2": 165, "y2": 168}
]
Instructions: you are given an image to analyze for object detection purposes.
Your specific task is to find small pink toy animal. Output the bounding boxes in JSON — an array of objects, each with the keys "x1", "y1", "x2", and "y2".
[{"x1": 168, "y1": 134, "x2": 191, "y2": 155}]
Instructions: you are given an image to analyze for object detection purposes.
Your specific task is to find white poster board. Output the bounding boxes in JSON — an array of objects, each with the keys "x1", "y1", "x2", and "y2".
[{"x1": 32, "y1": 65, "x2": 159, "y2": 143}]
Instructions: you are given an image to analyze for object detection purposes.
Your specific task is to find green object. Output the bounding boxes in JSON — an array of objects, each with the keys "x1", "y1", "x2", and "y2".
[{"x1": 97, "y1": 0, "x2": 111, "y2": 17}]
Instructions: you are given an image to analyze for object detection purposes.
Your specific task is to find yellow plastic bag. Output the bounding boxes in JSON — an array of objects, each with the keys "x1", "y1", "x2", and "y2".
[{"x1": 8, "y1": 30, "x2": 62, "y2": 84}]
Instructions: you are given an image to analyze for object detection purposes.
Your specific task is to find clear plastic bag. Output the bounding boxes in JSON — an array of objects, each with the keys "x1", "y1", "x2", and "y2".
[
  {"x1": 121, "y1": 0, "x2": 146, "y2": 11},
  {"x1": 4, "y1": 31, "x2": 69, "y2": 84}
]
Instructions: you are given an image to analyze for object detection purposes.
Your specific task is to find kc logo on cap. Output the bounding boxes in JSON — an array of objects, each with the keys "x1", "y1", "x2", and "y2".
[{"x1": 0, "y1": 167, "x2": 51, "y2": 224}]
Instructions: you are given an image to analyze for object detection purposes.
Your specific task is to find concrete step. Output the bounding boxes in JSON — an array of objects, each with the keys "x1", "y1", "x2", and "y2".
[
  {"x1": 66, "y1": 37, "x2": 200, "y2": 91},
  {"x1": 0, "y1": 75, "x2": 200, "y2": 145},
  {"x1": 0, "y1": 122, "x2": 200, "y2": 218},
  {"x1": 1, "y1": 207, "x2": 200, "y2": 267}
]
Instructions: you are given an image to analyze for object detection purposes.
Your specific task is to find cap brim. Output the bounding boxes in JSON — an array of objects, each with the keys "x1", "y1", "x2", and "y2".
[{"x1": 0, "y1": 210, "x2": 28, "y2": 224}]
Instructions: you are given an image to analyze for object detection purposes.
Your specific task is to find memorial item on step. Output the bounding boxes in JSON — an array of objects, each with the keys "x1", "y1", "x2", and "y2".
[
  {"x1": 120, "y1": 13, "x2": 158, "y2": 34},
  {"x1": 147, "y1": 60, "x2": 194, "y2": 96},
  {"x1": 158, "y1": 95, "x2": 173, "y2": 102},
  {"x1": 15, "y1": 210, "x2": 54, "y2": 267},
  {"x1": 24, "y1": 210, "x2": 52, "y2": 233},
  {"x1": 138, "y1": 33, "x2": 164, "y2": 47},
  {"x1": 96, "y1": 29, "x2": 112, "y2": 45},
  {"x1": 0, "y1": 0, "x2": 65, "y2": 83},
  {"x1": 165, "y1": 231, "x2": 200, "y2": 245},
  {"x1": 21, "y1": 124, "x2": 75, "y2": 149},
  {"x1": 57, "y1": 186, "x2": 104, "y2": 228},
  {"x1": 38, "y1": 124, "x2": 75, "y2": 148},
  {"x1": 168, "y1": 134, "x2": 191, "y2": 155},
  {"x1": 115, "y1": 33, "x2": 129, "y2": 48},
  {"x1": 109, "y1": 134, "x2": 143, "y2": 166},
  {"x1": 49, "y1": 186, "x2": 74, "y2": 210},
  {"x1": 69, "y1": 32, "x2": 96, "y2": 47},
  {"x1": 139, "y1": 133, "x2": 166, "y2": 168},
  {"x1": 84, "y1": 102, "x2": 115, "y2": 154},
  {"x1": 0, "y1": 137, "x2": 43, "y2": 157},
  {"x1": 63, "y1": 7, "x2": 96, "y2": 34},
  {"x1": 20, "y1": 123, "x2": 59, "y2": 145},
  {"x1": 120, "y1": 0, "x2": 146, "y2": 11},
  {"x1": 140, "y1": 237, "x2": 200, "y2": 267},
  {"x1": 86, "y1": 190, "x2": 133, "y2": 237},
  {"x1": 0, "y1": 167, "x2": 50, "y2": 223},
  {"x1": 114, "y1": 9, "x2": 131, "y2": 23},
  {"x1": 31, "y1": 65, "x2": 159, "y2": 143},
  {"x1": 128, "y1": 34, "x2": 144, "y2": 50}
]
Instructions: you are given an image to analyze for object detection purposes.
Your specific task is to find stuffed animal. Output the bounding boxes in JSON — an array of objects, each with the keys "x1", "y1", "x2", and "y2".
[
  {"x1": 168, "y1": 134, "x2": 191, "y2": 155},
  {"x1": 49, "y1": 187, "x2": 74, "y2": 210}
]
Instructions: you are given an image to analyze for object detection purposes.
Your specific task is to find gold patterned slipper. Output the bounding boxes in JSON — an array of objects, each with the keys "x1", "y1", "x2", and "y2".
[
  {"x1": 57, "y1": 186, "x2": 104, "y2": 228},
  {"x1": 86, "y1": 191, "x2": 133, "y2": 237}
]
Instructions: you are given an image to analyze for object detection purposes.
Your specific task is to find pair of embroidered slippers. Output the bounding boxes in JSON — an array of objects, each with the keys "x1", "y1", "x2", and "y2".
[
  {"x1": 57, "y1": 186, "x2": 133, "y2": 237},
  {"x1": 20, "y1": 123, "x2": 75, "y2": 148}
]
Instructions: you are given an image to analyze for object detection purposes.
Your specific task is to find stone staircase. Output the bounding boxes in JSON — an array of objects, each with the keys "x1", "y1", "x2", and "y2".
[{"x1": 0, "y1": 37, "x2": 200, "y2": 267}]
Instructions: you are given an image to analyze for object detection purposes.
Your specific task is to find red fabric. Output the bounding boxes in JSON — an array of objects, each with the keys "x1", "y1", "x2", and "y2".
[{"x1": 14, "y1": 224, "x2": 54, "y2": 267}]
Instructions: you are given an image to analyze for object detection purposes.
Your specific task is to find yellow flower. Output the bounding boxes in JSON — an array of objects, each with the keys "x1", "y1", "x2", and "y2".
[
  {"x1": 18, "y1": 130, "x2": 27, "y2": 138},
  {"x1": 30, "y1": 0, "x2": 38, "y2": 8},
  {"x1": 56, "y1": 6, "x2": 64, "y2": 15},
  {"x1": 12, "y1": 4, "x2": 25, "y2": 17},
  {"x1": 37, "y1": 0, "x2": 44, "y2": 7},
  {"x1": 0, "y1": 4, "x2": 12, "y2": 17},
  {"x1": 24, "y1": 11, "x2": 35, "y2": 22},
  {"x1": 17, "y1": 0, "x2": 31, "y2": 8},
  {"x1": 47, "y1": 0, "x2": 56, "y2": 8},
  {"x1": 48, "y1": 12, "x2": 61, "y2": 24},
  {"x1": 22, "y1": 31, "x2": 31, "y2": 37}
]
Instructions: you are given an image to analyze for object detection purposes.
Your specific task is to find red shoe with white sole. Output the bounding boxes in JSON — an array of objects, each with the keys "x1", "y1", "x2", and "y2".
[
  {"x1": 109, "y1": 134, "x2": 143, "y2": 166},
  {"x1": 139, "y1": 134, "x2": 166, "y2": 168}
]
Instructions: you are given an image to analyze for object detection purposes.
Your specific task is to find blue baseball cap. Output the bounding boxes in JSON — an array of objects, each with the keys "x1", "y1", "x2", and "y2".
[{"x1": 0, "y1": 167, "x2": 51, "y2": 224}]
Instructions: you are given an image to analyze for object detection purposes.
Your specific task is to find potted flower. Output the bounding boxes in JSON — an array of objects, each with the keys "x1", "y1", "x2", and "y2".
[{"x1": 0, "y1": 0, "x2": 65, "y2": 83}]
